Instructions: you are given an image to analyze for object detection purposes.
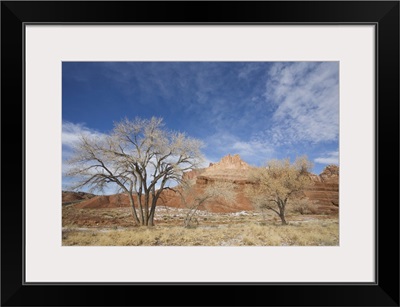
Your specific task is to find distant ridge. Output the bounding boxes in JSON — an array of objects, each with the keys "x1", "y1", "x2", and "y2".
[{"x1": 67, "y1": 154, "x2": 339, "y2": 214}]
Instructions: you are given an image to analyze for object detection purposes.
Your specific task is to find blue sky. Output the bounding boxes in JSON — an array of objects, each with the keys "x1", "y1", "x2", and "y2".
[{"x1": 62, "y1": 62, "x2": 339, "y2": 190}]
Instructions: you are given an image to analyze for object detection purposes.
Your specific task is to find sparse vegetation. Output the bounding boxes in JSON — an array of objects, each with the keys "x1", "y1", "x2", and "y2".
[
  {"x1": 63, "y1": 154, "x2": 338, "y2": 246},
  {"x1": 62, "y1": 205, "x2": 338, "y2": 246},
  {"x1": 178, "y1": 179, "x2": 236, "y2": 228},
  {"x1": 290, "y1": 198, "x2": 318, "y2": 215},
  {"x1": 62, "y1": 219, "x2": 338, "y2": 246},
  {"x1": 247, "y1": 156, "x2": 314, "y2": 225}
]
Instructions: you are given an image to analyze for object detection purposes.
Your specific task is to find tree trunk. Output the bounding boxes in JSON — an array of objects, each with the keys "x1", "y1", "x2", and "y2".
[
  {"x1": 136, "y1": 192, "x2": 144, "y2": 225},
  {"x1": 148, "y1": 211, "x2": 155, "y2": 226},
  {"x1": 147, "y1": 198, "x2": 158, "y2": 227},
  {"x1": 279, "y1": 199, "x2": 288, "y2": 225},
  {"x1": 144, "y1": 193, "x2": 150, "y2": 223},
  {"x1": 127, "y1": 193, "x2": 140, "y2": 225},
  {"x1": 147, "y1": 184, "x2": 164, "y2": 227},
  {"x1": 279, "y1": 214, "x2": 288, "y2": 225}
]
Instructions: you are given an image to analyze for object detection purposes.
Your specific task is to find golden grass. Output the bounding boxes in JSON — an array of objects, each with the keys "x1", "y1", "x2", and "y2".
[{"x1": 62, "y1": 219, "x2": 338, "y2": 246}]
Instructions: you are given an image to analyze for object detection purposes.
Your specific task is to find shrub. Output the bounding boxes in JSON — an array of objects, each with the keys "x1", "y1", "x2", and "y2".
[{"x1": 291, "y1": 198, "x2": 317, "y2": 215}]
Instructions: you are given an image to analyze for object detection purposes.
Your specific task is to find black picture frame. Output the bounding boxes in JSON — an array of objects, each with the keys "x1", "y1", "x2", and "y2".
[{"x1": 1, "y1": 1, "x2": 399, "y2": 306}]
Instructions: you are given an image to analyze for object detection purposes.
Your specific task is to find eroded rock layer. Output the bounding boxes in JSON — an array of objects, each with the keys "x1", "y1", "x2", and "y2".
[{"x1": 67, "y1": 155, "x2": 339, "y2": 215}]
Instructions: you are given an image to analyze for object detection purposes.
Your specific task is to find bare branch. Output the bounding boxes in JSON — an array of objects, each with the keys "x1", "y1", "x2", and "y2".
[
  {"x1": 66, "y1": 116, "x2": 204, "y2": 226},
  {"x1": 246, "y1": 156, "x2": 314, "y2": 225}
]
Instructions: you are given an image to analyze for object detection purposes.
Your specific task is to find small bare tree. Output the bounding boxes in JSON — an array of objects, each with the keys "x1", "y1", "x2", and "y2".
[
  {"x1": 177, "y1": 179, "x2": 236, "y2": 228},
  {"x1": 66, "y1": 117, "x2": 204, "y2": 226},
  {"x1": 247, "y1": 156, "x2": 313, "y2": 225}
]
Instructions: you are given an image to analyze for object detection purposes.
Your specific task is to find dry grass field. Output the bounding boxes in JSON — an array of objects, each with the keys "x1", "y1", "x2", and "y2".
[{"x1": 62, "y1": 205, "x2": 339, "y2": 246}]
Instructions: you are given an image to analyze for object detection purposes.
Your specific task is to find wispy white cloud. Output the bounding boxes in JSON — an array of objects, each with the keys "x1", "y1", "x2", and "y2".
[
  {"x1": 314, "y1": 151, "x2": 339, "y2": 164},
  {"x1": 62, "y1": 121, "x2": 106, "y2": 147},
  {"x1": 204, "y1": 131, "x2": 274, "y2": 166},
  {"x1": 238, "y1": 63, "x2": 261, "y2": 79},
  {"x1": 63, "y1": 62, "x2": 339, "y2": 179},
  {"x1": 62, "y1": 121, "x2": 138, "y2": 194},
  {"x1": 264, "y1": 62, "x2": 339, "y2": 146},
  {"x1": 62, "y1": 121, "x2": 107, "y2": 176},
  {"x1": 231, "y1": 140, "x2": 273, "y2": 162}
]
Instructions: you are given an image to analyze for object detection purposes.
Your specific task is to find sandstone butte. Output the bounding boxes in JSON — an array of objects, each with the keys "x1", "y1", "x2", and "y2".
[{"x1": 64, "y1": 154, "x2": 339, "y2": 215}]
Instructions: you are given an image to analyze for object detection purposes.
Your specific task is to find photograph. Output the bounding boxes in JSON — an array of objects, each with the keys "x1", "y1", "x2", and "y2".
[
  {"x1": 62, "y1": 61, "x2": 339, "y2": 246},
  {"x1": 2, "y1": 0, "x2": 398, "y2": 305}
]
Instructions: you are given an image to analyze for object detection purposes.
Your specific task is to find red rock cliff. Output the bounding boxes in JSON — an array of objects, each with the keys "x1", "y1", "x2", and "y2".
[{"x1": 72, "y1": 155, "x2": 339, "y2": 215}]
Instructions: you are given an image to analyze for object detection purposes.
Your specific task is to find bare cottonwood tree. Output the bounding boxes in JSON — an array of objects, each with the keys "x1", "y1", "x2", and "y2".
[
  {"x1": 67, "y1": 117, "x2": 204, "y2": 226},
  {"x1": 177, "y1": 179, "x2": 236, "y2": 228},
  {"x1": 247, "y1": 156, "x2": 313, "y2": 225}
]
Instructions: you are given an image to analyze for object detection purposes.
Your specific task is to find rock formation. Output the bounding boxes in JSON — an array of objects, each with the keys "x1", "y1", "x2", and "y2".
[
  {"x1": 62, "y1": 191, "x2": 95, "y2": 205},
  {"x1": 69, "y1": 154, "x2": 339, "y2": 215},
  {"x1": 304, "y1": 165, "x2": 339, "y2": 214}
]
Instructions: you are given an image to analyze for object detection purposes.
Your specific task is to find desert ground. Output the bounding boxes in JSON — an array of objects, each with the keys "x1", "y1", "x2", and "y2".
[
  {"x1": 62, "y1": 155, "x2": 339, "y2": 246},
  {"x1": 62, "y1": 203, "x2": 338, "y2": 246}
]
